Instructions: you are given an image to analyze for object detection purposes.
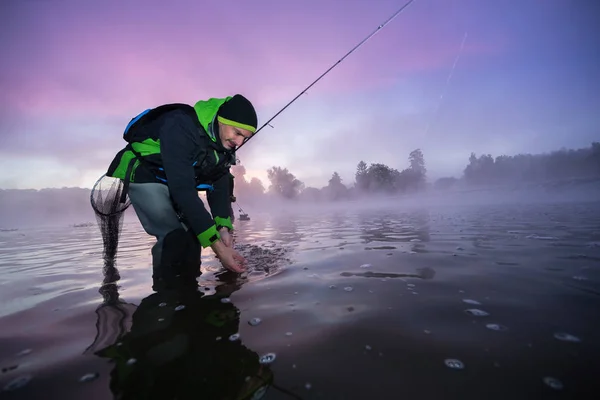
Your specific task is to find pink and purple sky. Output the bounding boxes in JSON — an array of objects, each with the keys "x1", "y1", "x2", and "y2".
[{"x1": 0, "y1": 0, "x2": 598, "y2": 190}]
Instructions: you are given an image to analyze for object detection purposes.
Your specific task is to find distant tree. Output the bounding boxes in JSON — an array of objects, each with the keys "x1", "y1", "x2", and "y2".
[
  {"x1": 408, "y1": 148, "x2": 427, "y2": 189},
  {"x1": 267, "y1": 166, "x2": 304, "y2": 199},
  {"x1": 248, "y1": 177, "x2": 265, "y2": 194},
  {"x1": 461, "y1": 142, "x2": 600, "y2": 186},
  {"x1": 409, "y1": 149, "x2": 426, "y2": 176},
  {"x1": 365, "y1": 163, "x2": 399, "y2": 193},
  {"x1": 230, "y1": 158, "x2": 265, "y2": 199},
  {"x1": 323, "y1": 172, "x2": 347, "y2": 200},
  {"x1": 355, "y1": 161, "x2": 369, "y2": 191}
]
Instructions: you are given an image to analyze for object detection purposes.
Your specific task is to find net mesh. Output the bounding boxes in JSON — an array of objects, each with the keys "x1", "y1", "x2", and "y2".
[{"x1": 90, "y1": 174, "x2": 131, "y2": 266}]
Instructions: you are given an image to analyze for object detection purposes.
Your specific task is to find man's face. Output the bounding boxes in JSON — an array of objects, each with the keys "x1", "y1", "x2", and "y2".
[{"x1": 218, "y1": 122, "x2": 253, "y2": 150}]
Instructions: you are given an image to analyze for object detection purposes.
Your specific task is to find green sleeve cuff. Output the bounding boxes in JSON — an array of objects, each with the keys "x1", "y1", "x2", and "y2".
[
  {"x1": 196, "y1": 224, "x2": 221, "y2": 248},
  {"x1": 215, "y1": 216, "x2": 233, "y2": 231}
]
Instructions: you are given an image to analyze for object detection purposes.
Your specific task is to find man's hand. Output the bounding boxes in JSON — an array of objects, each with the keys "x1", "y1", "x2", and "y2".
[
  {"x1": 230, "y1": 195, "x2": 236, "y2": 203},
  {"x1": 211, "y1": 240, "x2": 246, "y2": 273},
  {"x1": 219, "y1": 227, "x2": 233, "y2": 248}
]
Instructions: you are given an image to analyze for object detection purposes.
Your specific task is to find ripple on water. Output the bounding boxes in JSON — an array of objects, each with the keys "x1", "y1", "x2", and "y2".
[
  {"x1": 3, "y1": 375, "x2": 32, "y2": 391},
  {"x1": 464, "y1": 308, "x2": 489, "y2": 317},
  {"x1": 485, "y1": 323, "x2": 508, "y2": 332},
  {"x1": 79, "y1": 373, "x2": 99, "y2": 383},
  {"x1": 248, "y1": 317, "x2": 262, "y2": 326},
  {"x1": 553, "y1": 332, "x2": 581, "y2": 343},
  {"x1": 543, "y1": 377, "x2": 564, "y2": 390}
]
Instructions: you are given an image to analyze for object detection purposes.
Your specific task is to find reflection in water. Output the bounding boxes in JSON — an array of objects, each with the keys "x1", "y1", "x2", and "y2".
[
  {"x1": 88, "y1": 268, "x2": 274, "y2": 399},
  {"x1": 340, "y1": 266, "x2": 436, "y2": 280},
  {"x1": 357, "y1": 209, "x2": 432, "y2": 245},
  {"x1": 84, "y1": 261, "x2": 137, "y2": 355}
]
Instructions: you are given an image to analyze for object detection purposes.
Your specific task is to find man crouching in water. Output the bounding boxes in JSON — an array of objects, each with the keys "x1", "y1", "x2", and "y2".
[{"x1": 105, "y1": 94, "x2": 257, "y2": 279}]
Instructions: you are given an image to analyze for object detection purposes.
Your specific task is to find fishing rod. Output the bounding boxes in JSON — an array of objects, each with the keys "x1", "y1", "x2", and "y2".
[
  {"x1": 234, "y1": 201, "x2": 247, "y2": 215},
  {"x1": 236, "y1": 0, "x2": 417, "y2": 151}
]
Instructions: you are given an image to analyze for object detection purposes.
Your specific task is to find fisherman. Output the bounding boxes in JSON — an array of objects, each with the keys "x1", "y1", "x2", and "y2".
[{"x1": 105, "y1": 95, "x2": 256, "y2": 278}]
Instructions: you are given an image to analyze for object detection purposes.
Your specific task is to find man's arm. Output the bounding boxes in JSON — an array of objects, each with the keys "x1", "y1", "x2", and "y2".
[
  {"x1": 159, "y1": 110, "x2": 221, "y2": 248},
  {"x1": 207, "y1": 171, "x2": 234, "y2": 232}
]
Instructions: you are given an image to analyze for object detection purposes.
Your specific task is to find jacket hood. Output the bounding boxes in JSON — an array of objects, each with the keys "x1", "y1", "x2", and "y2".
[{"x1": 193, "y1": 97, "x2": 232, "y2": 151}]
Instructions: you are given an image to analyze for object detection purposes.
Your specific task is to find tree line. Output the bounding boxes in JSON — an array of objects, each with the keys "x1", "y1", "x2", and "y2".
[{"x1": 231, "y1": 142, "x2": 600, "y2": 201}]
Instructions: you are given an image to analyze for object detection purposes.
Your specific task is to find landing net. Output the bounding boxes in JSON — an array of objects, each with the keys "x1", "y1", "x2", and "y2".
[{"x1": 90, "y1": 174, "x2": 131, "y2": 266}]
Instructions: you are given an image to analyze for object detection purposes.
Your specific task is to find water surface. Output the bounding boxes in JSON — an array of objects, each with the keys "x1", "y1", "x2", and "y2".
[{"x1": 1, "y1": 200, "x2": 599, "y2": 399}]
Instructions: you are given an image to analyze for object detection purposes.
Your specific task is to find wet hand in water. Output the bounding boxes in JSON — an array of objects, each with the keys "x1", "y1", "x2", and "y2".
[{"x1": 212, "y1": 240, "x2": 247, "y2": 273}]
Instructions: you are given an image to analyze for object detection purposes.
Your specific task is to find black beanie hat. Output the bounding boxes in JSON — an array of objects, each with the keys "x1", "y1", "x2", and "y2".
[{"x1": 217, "y1": 94, "x2": 258, "y2": 133}]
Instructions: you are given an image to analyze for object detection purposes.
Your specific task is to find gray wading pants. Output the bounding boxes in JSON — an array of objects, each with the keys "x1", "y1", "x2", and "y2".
[{"x1": 128, "y1": 182, "x2": 201, "y2": 279}]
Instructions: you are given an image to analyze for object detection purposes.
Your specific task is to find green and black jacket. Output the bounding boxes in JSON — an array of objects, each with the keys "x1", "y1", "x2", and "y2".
[{"x1": 106, "y1": 97, "x2": 236, "y2": 248}]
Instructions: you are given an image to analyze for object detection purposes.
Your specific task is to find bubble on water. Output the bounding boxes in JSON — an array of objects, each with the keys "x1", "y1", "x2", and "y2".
[
  {"x1": 407, "y1": 283, "x2": 415, "y2": 288},
  {"x1": 444, "y1": 359, "x2": 464, "y2": 370},
  {"x1": 229, "y1": 333, "x2": 240, "y2": 341},
  {"x1": 486, "y1": 323, "x2": 508, "y2": 331},
  {"x1": 344, "y1": 286, "x2": 353, "y2": 292},
  {"x1": 329, "y1": 285, "x2": 336, "y2": 289},
  {"x1": 16, "y1": 349, "x2": 32, "y2": 357},
  {"x1": 175, "y1": 305, "x2": 185, "y2": 311},
  {"x1": 456, "y1": 246, "x2": 464, "y2": 250},
  {"x1": 79, "y1": 373, "x2": 99, "y2": 383},
  {"x1": 3, "y1": 375, "x2": 32, "y2": 391},
  {"x1": 463, "y1": 299, "x2": 481, "y2": 305},
  {"x1": 553, "y1": 332, "x2": 581, "y2": 343},
  {"x1": 215, "y1": 336, "x2": 222, "y2": 341},
  {"x1": 410, "y1": 239, "x2": 421, "y2": 242},
  {"x1": 285, "y1": 332, "x2": 293, "y2": 336},
  {"x1": 259, "y1": 353, "x2": 276, "y2": 364},
  {"x1": 248, "y1": 317, "x2": 262, "y2": 326},
  {"x1": 360, "y1": 263, "x2": 372, "y2": 268},
  {"x1": 126, "y1": 358, "x2": 137, "y2": 366},
  {"x1": 572, "y1": 275, "x2": 588, "y2": 281},
  {"x1": 365, "y1": 345, "x2": 372, "y2": 350},
  {"x1": 464, "y1": 309, "x2": 489, "y2": 317},
  {"x1": 158, "y1": 317, "x2": 165, "y2": 322},
  {"x1": 305, "y1": 383, "x2": 312, "y2": 390},
  {"x1": 424, "y1": 330, "x2": 431, "y2": 334},
  {"x1": 159, "y1": 302, "x2": 167, "y2": 307},
  {"x1": 543, "y1": 376, "x2": 563, "y2": 390},
  {"x1": 221, "y1": 298, "x2": 231, "y2": 303}
]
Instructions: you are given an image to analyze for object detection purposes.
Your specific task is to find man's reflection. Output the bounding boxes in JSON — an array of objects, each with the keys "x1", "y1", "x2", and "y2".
[
  {"x1": 84, "y1": 261, "x2": 138, "y2": 355},
  {"x1": 89, "y1": 263, "x2": 273, "y2": 399}
]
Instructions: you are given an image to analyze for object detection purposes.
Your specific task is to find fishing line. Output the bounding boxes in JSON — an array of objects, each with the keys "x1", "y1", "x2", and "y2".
[
  {"x1": 423, "y1": 30, "x2": 467, "y2": 137},
  {"x1": 234, "y1": 201, "x2": 246, "y2": 215},
  {"x1": 236, "y1": 0, "x2": 418, "y2": 150}
]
